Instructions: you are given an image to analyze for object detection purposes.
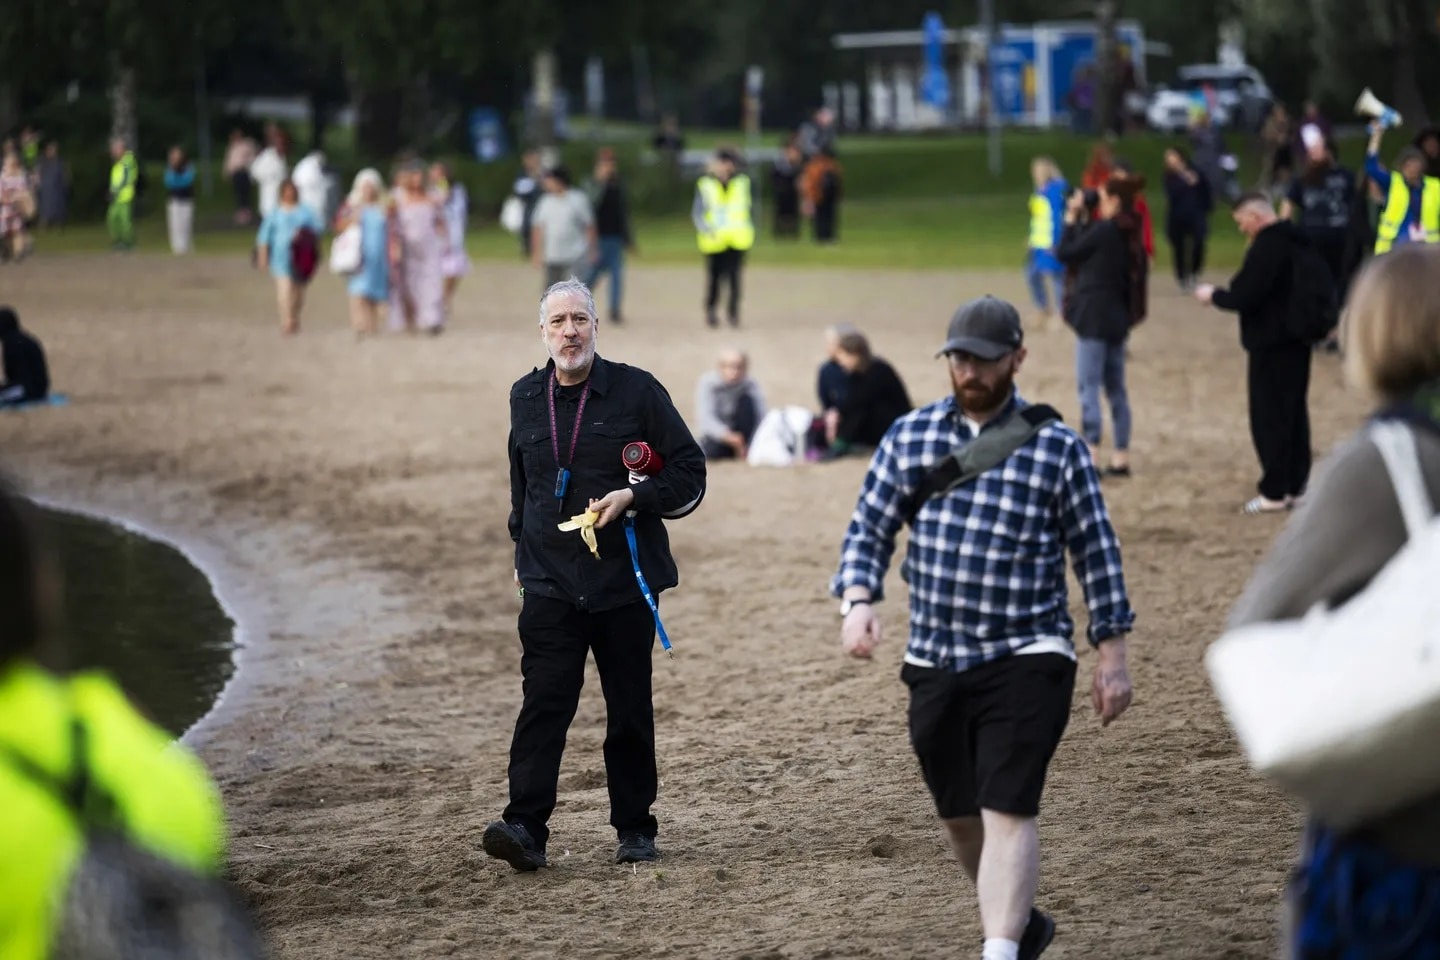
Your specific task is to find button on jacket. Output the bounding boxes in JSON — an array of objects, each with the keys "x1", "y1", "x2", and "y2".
[{"x1": 509, "y1": 356, "x2": 706, "y2": 612}]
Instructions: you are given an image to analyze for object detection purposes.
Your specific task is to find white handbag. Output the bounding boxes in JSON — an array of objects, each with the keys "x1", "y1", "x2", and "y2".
[
  {"x1": 499, "y1": 195, "x2": 524, "y2": 234},
  {"x1": 1206, "y1": 420, "x2": 1440, "y2": 829},
  {"x1": 328, "y1": 224, "x2": 363, "y2": 275}
]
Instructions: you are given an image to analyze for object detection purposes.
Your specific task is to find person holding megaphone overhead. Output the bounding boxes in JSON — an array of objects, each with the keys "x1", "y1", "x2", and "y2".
[{"x1": 1358, "y1": 87, "x2": 1440, "y2": 254}]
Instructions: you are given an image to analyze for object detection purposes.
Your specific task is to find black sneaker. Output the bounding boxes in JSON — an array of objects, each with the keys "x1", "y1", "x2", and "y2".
[
  {"x1": 615, "y1": 832, "x2": 660, "y2": 864},
  {"x1": 481, "y1": 820, "x2": 548, "y2": 872},
  {"x1": 1018, "y1": 908, "x2": 1056, "y2": 960}
]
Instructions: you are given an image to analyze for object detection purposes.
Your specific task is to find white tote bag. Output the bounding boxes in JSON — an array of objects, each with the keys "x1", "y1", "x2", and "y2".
[
  {"x1": 499, "y1": 195, "x2": 525, "y2": 235},
  {"x1": 327, "y1": 224, "x2": 363, "y2": 275},
  {"x1": 1205, "y1": 421, "x2": 1440, "y2": 829}
]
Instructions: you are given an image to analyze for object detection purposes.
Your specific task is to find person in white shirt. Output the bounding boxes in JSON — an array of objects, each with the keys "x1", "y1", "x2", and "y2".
[
  {"x1": 694, "y1": 348, "x2": 766, "y2": 460},
  {"x1": 291, "y1": 150, "x2": 330, "y2": 226},
  {"x1": 249, "y1": 124, "x2": 290, "y2": 219}
]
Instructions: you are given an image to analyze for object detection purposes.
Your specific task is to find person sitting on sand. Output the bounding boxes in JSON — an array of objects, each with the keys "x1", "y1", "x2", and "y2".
[
  {"x1": 817, "y1": 323, "x2": 857, "y2": 446},
  {"x1": 695, "y1": 347, "x2": 766, "y2": 460},
  {"x1": 824, "y1": 330, "x2": 913, "y2": 459},
  {"x1": 0, "y1": 307, "x2": 49, "y2": 407}
]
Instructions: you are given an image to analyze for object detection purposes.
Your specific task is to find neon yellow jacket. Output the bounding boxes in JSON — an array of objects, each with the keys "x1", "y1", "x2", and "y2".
[
  {"x1": 109, "y1": 151, "x2": 138, "y2": 205},
  {"x1": 1376, "y1": 173, "x2": 1440, "y2": 253},
  {"x1": 0, "y1": 660, "x2": 226, "y2": 960},
  {"x1": 694, "y1": 174, "x2": 755, "y2": 253}
]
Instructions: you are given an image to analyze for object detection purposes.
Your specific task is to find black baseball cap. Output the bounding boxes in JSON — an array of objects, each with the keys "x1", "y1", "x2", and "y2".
[{"x1": 936, "y1": 296, "x2": 1024, "y2": 361}]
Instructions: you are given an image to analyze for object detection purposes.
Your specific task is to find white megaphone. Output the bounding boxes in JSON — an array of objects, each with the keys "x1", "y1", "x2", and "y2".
[{"x1": 1356, "y1": 88, "x2": 1403, "y2": 129}]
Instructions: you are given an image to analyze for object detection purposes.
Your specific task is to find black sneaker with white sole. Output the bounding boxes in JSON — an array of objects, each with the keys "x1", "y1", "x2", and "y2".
[
  {"x1": 1019, "y1": 908, "x2": 1056, "y2": 960},
  {"x1": 481, "y1": 820, "x2": 548, "y2": 872},
  {"x1": 615, "y1": 832, "x2": 660, "y2": 864}
]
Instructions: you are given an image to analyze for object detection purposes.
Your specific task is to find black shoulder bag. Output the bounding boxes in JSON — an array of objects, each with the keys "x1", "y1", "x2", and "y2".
[{"x1": 899, "y1": 404, "x2": 1063, "y2": 527}]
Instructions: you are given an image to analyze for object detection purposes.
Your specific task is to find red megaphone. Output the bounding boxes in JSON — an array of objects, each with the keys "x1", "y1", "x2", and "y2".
[{"x1": 622, "y1": 442, "x2": 665, "y2": 477}]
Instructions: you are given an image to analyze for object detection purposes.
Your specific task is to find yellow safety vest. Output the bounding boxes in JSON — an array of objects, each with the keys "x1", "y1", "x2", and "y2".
[
  {"x1": 110, "y1": 152, "x2": 138, "y2": 205},
  {"x1": 696, "y1": 174, "x2": 754, "y2": 254},
  {"x1": 1376, "y1": 173, "x2": 1440, "y2": 253},
  {"x1": 1028, "y1": 192, "x2": 1054, "y2": 250},
  {"x1": 0, "y1": 661, "x2": 226, "y2": 960}
]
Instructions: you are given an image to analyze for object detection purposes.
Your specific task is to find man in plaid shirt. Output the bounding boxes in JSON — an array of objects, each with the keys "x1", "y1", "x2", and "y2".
[{"x1": 831, "y1": 296, "x2": 1136, "y2": 960}]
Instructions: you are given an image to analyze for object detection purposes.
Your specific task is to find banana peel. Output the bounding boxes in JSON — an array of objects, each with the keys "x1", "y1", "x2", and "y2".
[{"x1": 557, "y1": 509, "x2": 602, "y2": 560}]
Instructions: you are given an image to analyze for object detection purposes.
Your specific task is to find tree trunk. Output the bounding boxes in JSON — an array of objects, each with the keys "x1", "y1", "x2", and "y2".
[
  {"x1": 402, "y1": 73, "x2": 431, "y2": 150},
  {"x1": 349, "y1": 66, "x2": 404, "y2": 160},
  {"x1": 0, "y1": 83, "x2": 17, "y2": 139},
  {"x1": 308, "y1": 86, "x2": 329, "y2": 154},
  {"x1": 1094, "y1": 0, "x2": 1119, "y2": 137},
  {"x1": 1389, "y1": 0, "x2": 1429, "y2": 125},
  {"x1": 529, "y1": 48, "x2": 557, "y2": 155},
  {"x1": 108, "y1": 54, "x2": 138, "y2": 152}
]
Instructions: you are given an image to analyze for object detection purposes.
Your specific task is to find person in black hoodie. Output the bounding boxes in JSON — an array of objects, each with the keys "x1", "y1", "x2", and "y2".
[
  {"x1": 1057, "y1": 177, "x2": 1148, "y2": 477},
  {"x1": 1161, "y1": 147, "x2": 1212, "y2": 290},
  {"x1": 583, "y1": 148, "x2": 634, "y2": 325},
  {"x1": 1195, "y1": 193, "x2": 1313, "y2": 515},
  {"x1": 825, "y1": 330, "x2": 912, "y2": 458},
  {"x1": 0, "y1": 306, "x2": 49, "y2": 407}
]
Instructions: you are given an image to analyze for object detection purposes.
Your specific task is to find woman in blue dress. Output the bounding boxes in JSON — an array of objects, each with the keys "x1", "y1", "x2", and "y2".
[
  {"x1": 255, "y1": 180, "x2": 323, "y2": 335},
  {"x1": 336, "y1": 169, "x2": 392, "y2": 338}
]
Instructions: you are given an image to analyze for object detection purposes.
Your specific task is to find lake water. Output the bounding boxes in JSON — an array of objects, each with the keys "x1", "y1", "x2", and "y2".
[{"x1": 43, "y1": 507, "x2": 237, "y2": 737}]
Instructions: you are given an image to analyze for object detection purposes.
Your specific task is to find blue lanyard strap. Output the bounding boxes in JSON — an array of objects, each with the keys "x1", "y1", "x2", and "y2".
[{"x1": 623, "y1": 516, "x2": 674, "y2": 658}]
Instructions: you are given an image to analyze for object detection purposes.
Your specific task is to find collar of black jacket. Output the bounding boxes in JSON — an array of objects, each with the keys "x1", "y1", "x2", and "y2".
[{"x1": 542, "y1": 354, "x2": 611, "y2": 396}]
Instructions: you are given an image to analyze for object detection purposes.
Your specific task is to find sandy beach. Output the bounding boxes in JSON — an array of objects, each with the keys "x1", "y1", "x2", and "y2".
[{"x1": 0, "y1": 253, "x2": 1362, "y2": 958}]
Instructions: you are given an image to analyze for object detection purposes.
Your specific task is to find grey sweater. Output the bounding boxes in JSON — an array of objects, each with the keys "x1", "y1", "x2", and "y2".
[{"x1": 1227, "y1": 422, "x2": 1440, "y2": 862}]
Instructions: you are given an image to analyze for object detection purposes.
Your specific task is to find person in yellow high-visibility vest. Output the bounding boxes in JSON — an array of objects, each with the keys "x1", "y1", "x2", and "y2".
[
  {"x1": 0, "y1": 471, "x2": 256, "y2": 959},
  {"x1": 106, "y1": 137, "x2": 138, "y2": 250},
  {"x1": 1364, "y1": 122, "x2": 1440, "y2": 255},
  {"x1": 692, "y1": 148, "x2": 754, "y2": 328}
]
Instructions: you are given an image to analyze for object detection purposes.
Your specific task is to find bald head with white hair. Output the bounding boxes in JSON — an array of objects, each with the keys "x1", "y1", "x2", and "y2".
[
  {"x1": 539, "y1": 278, "x2": 600, "y2": 385},
  {"x1": 1231, "y1": 192, "x2": 1278, "y2": 240}
]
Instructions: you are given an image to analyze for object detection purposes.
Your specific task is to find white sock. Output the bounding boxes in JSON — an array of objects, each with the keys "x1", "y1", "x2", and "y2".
[{"x1": 981, "y1": 939, "x2": 1019, "y2": 960}]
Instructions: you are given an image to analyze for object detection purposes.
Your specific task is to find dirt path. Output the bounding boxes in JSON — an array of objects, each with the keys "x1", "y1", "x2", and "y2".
[{"x1": 1, "y1": 254, "x2": 1356, "y2": 958}]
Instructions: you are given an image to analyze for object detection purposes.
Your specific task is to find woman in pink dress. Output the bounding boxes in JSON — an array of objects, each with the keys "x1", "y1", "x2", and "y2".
[{"x1": 388, "y1": 160, "x2": 449, "y2": 336}]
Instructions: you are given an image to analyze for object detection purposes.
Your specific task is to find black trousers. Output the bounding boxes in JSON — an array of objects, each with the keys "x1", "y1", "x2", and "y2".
[
  {"x1": 705, "y1": 249, "x2": 744, "y2": 324},
  {"x1": 503, "y1": 595, "x2": 657, "y2": 850},
  {"x1": 1247, "y1": 342, "x2": 1313, "y2": 501},
  {"x1": 1167, "y1": 220, "x2": 1206, "y2": 283}
]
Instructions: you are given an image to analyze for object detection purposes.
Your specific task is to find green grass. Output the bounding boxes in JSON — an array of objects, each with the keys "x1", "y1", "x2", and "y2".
[{"x1": 38, "y1": 127, "x2": 1333, "y2": 272}]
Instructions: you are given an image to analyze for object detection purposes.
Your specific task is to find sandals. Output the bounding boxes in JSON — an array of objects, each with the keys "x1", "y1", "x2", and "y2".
[{"x1": 1241, "y1": 496, "x2": 1290, "y2": 515}]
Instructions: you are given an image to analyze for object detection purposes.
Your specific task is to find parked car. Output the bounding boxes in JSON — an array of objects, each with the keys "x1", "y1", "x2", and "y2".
[{"x1": 1146, "y1": 64, "x2": 1273, "y2": 132}]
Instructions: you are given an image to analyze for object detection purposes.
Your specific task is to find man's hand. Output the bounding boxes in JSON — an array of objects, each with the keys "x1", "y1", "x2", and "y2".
[
  {"x1": 1092, "y1": 637, "x2": 1133, "y2": 727},
  {"x1": 588, "y1": 487, "x2": 636, "y2": 528},
  {"x1": 841, "y1": 605, "x2": 882, "y2": 659},
  {"x1": 513, "y1": 568, "x2": 521, "y2": 588},
  {"x1": 1193, "y1": 283, "x2": 1215, "y2": 305}
]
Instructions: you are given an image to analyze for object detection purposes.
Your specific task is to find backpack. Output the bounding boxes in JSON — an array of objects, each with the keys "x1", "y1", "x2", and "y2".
[
  {"x1": 2, "y1": 716, "x2": 266, "y2": 959},
  {"x1": 291, "y1": 227, "x2": 320, "y2": 284},
  {"x1": 1287, "y1": 240, "x2": 1339, "y2": 343}
]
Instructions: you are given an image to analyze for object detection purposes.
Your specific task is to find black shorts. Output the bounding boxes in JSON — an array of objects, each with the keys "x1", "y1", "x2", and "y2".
[{"x1": 901, "y1": 653, "x2": 1076, "y2": 819}]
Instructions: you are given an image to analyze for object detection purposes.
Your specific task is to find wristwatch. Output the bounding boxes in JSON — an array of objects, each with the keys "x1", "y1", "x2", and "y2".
[{"x1": 840, "y1": 598, "x2": 871, "y2": 616}]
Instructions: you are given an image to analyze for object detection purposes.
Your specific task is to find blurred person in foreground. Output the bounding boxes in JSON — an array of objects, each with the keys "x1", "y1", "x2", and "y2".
[
  {"x1": 693, "y1": 148, "x2": 753, "y2": 328},
  {"x1": 831, "y1": 295, "x2": 1135, "y2": 960},
  {"x1": 1365, "y1": 121, "x2": 1440, "y2": 254},
  {"x1": 1056, "y1": 178, "x2": 1148, "y2": 478},
  {"x1": 1195, "y1": 194, "x2": 1318, "y2": 515},
  {"x1": 823, "y1": 330, "x2": 912, "y2": 460},
  {"x1": 0, "y1": 307, "x2": 48, "y2": 407},
  {"x1": 0, "y1": 472, "x2": 264, "y2": 959},
  {"x1": 695, "y1": 347, "x2": 765, "y2": 460},
  {"x1": 1226, "y1": 244, "x2": 1440, "y2": 957},
  {"x1": 482, "y1": 278, "x2": 706, "y2": 872}
]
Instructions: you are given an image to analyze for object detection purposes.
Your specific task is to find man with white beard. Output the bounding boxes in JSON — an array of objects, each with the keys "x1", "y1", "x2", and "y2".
[{"x1": 482, "y1": 278, "x2": 706, "y2": 872}]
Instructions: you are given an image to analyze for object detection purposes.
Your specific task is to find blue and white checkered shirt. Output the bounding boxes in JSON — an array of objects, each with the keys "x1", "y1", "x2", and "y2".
[{"x1": 831, "y1": 390, "x2": 1135, "y2": 673}]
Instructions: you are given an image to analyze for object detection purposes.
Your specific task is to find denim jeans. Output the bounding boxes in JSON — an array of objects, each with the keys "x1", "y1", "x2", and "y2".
[
  {"x1": 585, "y1": 235, "x2": 626, "y2": 319},
  {"x1": 1075, "y1": 337, "x2": 1131, "y2": 450},
  {"x1": 1024, "y1": 250, "x2": 1064, "y2": 312}
]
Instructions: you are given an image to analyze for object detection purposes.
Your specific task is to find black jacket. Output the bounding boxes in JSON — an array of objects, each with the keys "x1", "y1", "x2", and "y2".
[
  {"x1": 1212, "y1": 220, "x2": 1307, "y2": 352},
  {"x1": 1056, "y1": 220, "x2": 1133, "y2": 343},
  {"x1": 593, "y1": 177, "x2": 632, "y2": 243},
  {"x1": 1163, "y1": 170, "x2": 1212, "y2": 228},
  {"x1": 0, "y1": 325, "x2": 49, "y2": 400},
  {"x1": 838, "y1": 359, "x2": 912, "y2": 447},
  {"x1": 509, "y1": 356, "x2": 705, "y2": 612}
]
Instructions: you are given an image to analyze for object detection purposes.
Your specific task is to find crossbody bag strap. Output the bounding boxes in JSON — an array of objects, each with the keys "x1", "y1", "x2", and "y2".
[
  {"x1": 900, "y1": 403, "x2": 1063, "y2": 527},
  {"x1": 1370, "y1": 421, "x2": 1436, "y2": 540}
]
